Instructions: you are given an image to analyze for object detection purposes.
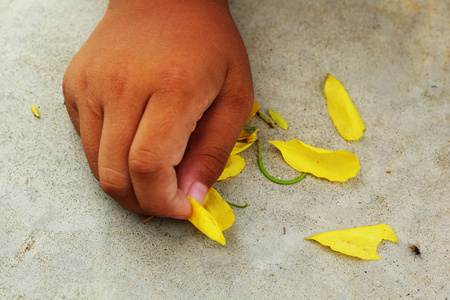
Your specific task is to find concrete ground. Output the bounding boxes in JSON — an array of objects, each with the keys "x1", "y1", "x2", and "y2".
[{"x1": 1, "y1": 0, "x2": 448, "y2": 298}]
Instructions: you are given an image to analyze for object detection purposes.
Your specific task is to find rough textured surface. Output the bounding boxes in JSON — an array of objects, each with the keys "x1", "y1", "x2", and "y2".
[{"x1": 1, "y1": 0, "x2": 448, "y2": 298}]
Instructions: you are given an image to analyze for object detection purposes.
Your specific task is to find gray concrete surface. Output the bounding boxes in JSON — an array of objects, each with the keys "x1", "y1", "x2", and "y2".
[{"x1": 1, "y1": 0, "x2": 449, "y2": 298}]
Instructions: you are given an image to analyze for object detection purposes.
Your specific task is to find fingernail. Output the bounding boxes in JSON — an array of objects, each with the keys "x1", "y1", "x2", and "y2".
[
  {"x1": 171, "y1": 215, "x2": 188, "y2": 220},
  {"x1": 188, "y1": 182, "x2": 208, "y2": 205}
]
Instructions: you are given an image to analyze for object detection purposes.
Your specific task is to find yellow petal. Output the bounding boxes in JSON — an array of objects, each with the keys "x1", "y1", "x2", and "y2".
[
  {"x1": 188, "y1": 196, "x2": 226, "y2": 245},
  {"x1": 324, "y1": 74, "x2": 365, "y2": 140},
  {"x1": 306, "y1": 224, "x2": 398, "y2": 260},
  {"x1": 237, "y1": 128, "x2": 259, "y2": 142},
  {"x1": 269, "y1": 109, "x2": 289, "y2": 130},
  {"x1": 231, "y1": 129, "x2": 259, "y2": 155},
  {"x1": 217, "y1": 155, "x2": 246, "y2": 181},
  {"x1": 268, "y1": 139, "x2": 359, "y2": 182},
  {"x1": 203, "y1": 187, "x2": 235, "y2": 231},
  {"x1": 31, "y1": 105, "x2": 40, "y2": 118},
  {"x1": 245, "y1": 100, "x2": 260, "y2": 123},
  {"x1": 187, "y1": 188, "x2": 235, "y2": 245}
]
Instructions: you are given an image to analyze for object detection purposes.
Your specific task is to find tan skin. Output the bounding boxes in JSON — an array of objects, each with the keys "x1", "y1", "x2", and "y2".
[{"x1": 63, "y1": 0, "x2": 254, "y2": 218}]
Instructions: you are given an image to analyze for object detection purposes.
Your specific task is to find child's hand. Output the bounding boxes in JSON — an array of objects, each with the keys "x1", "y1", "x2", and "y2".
[{"x1": 63, "y1": 0, "x2": 254, "y2": 218}]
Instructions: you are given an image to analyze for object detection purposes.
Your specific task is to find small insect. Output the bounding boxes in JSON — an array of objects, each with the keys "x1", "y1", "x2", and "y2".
[{"x1": 410, "y1": 244, "x2": 422, "y2": 259}]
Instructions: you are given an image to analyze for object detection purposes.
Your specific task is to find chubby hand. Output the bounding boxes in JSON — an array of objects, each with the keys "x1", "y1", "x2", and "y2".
[{"x1": 63, "y1": 0, "x2": 253, "y2": 218}]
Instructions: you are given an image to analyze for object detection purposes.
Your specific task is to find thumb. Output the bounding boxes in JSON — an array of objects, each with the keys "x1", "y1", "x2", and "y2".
[{"x1": 176, "y1": 88, "x2": 253, "y2": 205}]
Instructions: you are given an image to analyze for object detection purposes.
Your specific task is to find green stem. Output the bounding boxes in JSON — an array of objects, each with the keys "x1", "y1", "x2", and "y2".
[
  {"x1": 243, "y1": 126, "x2": 257, "y2": 131},
  {"x1": 257, "y1": 140, "x2": 306, "y2": 184},
  {"x1": 226, "y1": 201, "x2": 249, "y2": 208},
  {"x1": 256, "y1": 111, "x2": 275, "y2": 128}
]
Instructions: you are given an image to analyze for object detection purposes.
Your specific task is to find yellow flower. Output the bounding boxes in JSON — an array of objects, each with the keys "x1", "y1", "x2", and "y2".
[
  {"x1": 324, "y1": 74, "x2": 365, "y2": 140},
  {"x1": 269, "y1": 109, "x2": 288, "y2": 130},
  {"x1": 268, "y1": 139, "x2": 359, "y2": 182},
  {"x1": 306, "y1": 224, "x2": 398, "y2": 260},
  {"x1": 188, "y1": 187, "x2": 235, "y2": 245}
]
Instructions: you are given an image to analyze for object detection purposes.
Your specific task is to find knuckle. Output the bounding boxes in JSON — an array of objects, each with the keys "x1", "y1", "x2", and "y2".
[
  {"x1": 157, "y1": 64, "x2": 197, "y2": 92},
  {"x1": 99, "y1": 167, "x2": 131, "y2": 198},
  {"x1": 63, "y1": 57, "x2": 91, "y2": 93},
  {"x1": 62, "y1": 67, "x2": 78, "y2": 100},
  {"x1": 62, "y1": 60, "x2": 99, "y2": 106},
  {"x1": 62, "y1": 73, "x2": 71, "y2": 96},
  {"x1": 104, "y1": 65, "x2": 130, "y2": 99},
  {"x1": 128, "y1": 148, "x2": 166, "y2": 176}
]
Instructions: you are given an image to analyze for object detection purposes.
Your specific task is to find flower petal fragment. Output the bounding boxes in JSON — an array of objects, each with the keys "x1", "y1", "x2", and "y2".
[
  {"x1": 217, "y1": 155, "x2": 246, "y2": 181},
  {"x1": 237, "y1": 128, "x2": 259, "y2": 142},
  {"x1": 306, "y1": 224, "x2": 398, "y2": 260},
  {"x1": 31, "y1": 105, "x2": 40, "y2": 118},
  {"x1": 188, "y1": 196, "x2": 226, "y2": 245},
  {"x1": 324, "y1": 74, "x2": 365, "y2": 140},
  {"x1": 245, "y1": 100, "x2": 260, "y2": 123},
  {"x1": 203, "y1": 187, "x2": 235, "y2": 231},
  {"x1": 231, "y1": 129, "x2": 258, "y2": 155},
  {"x1": 269, "y1": 109, "x2": 288, "y2": 130},
  {"x1": 268, "y1": 139, "x2": 359, "y2": 182},
  {"x1": 231, "y1": 142, "x2": 253, "y2": 155}
]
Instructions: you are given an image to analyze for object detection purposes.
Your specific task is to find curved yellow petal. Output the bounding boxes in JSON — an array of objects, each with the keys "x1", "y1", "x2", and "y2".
[
  {"x1": 306, "y1": 224, "x2": 398, "y2": 260},
  {"x1": 188, "y1": 196, "x2": 226, "y2": 245},
  {"x1": 269, "y1": 109, "x2": 288, "y2": 130},
  {"x1": 231, "y1": 142, "x2": 253, "y2": 155},
  {"x1": 268, "y1": 139, "x2": 359, "y2": 182},
  {"x1": 217, "y1": 155, "x2": 246, "y2": 181},
  {"x1": 232, "y1": 129, "x2": 259, "y2": 155},
  {"x1": 324, "y1": 74, "x2": 365, "y2": 140},
  {"x1": 245, "y1": 100, "x2": 260, "y2": 123},
  {"x1": 203, "y1": 187, "x2": 235, "y2": 231},
  {"x1": 238, "y1": 128, "x2": 259, "y2": 142},
  {"x1": 187, "y1": 188, "x2": 235, "y2": 245}
]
